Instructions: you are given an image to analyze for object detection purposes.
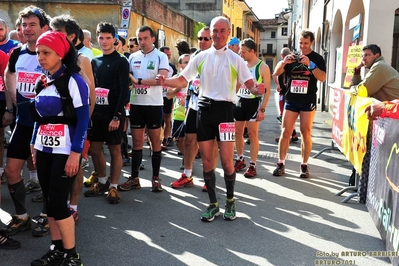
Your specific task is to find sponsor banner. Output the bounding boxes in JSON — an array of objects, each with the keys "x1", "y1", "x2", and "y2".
[
  {"x1": 332, "y1": 88, "x2": 372, "y2": 174},
  {"x1": 367, "y1": 117, "x2": 399, "y2": 265}
]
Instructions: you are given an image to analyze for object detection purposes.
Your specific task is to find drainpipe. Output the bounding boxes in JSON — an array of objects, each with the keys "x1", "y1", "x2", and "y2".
[{"x1": 320, "y1": 0, "x2": 330, "y2": 112}]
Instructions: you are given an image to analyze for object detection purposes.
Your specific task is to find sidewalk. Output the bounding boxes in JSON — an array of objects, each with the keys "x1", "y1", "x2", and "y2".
[{"x1": 0, "y1": 84, "x2": 389, "y2": 266}]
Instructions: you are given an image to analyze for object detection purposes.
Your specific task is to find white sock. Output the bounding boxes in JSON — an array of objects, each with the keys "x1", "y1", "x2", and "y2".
[
  {"x1": 109, "y1": 183, "x2": 118, "y2": 189},
  {"x1": 98, "y1": 177, "x2": 107, "y2": 184},
  {"x1": 237, "y1": 155, "x2": 243, "y2": 160},
  {"x1": 29, "y1": 170, "x2": 39, "y2": 182},
  {"x1": 15, "y1": 213, "x2": 28, "y2": 220},
  {"x1": 184, "y1": 169, "x2": 192, "y2": 177},
  {"x1": 69, "y1": 205, "x2": 77, "y2": 212},
  {"x1": 278, "y1": 160, "x2": 285, "y2": 165}
]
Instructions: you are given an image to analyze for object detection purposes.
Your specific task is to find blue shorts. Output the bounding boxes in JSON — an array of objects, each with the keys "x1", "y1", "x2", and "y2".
[{"x1": 284, "y1": 101, "x2": 316, "y2": 112}]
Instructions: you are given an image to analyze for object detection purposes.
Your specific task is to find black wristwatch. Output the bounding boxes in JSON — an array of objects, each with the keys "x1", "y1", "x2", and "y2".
[
  {"x1": 112, "y1": 116, "x2": 119, "y2": 121},
  {"x1": 5, "y1": 107, "x2": 13, "y2": 113},
  {"x1": 138, "y1": 78, "x2": 142, "y2": 85},
  {"x1": 260, "y1": 108, "x2": 266, "y2": 113}
]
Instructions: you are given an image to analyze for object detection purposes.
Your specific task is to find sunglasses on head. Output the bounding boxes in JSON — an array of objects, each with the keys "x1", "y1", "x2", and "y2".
[
  {"x1": 198, "y1": 37, "x2": 211, "y2": 41},
  {"x1": 129, "y1": 44, "x2": 138, "y2": 48}
]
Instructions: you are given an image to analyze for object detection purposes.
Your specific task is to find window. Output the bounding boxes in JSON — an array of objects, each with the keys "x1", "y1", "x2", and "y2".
[
  {"x1": 281, "y1": 27, "x2": 288, "y2": 36},
  {"x1": 271, "y1": 31, "x2": 276, "y2": 38}
]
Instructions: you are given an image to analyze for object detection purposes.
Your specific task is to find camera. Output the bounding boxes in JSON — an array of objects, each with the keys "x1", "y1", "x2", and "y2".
[{"x1": 294, "y1": 51, "x2": 301, "y2": 61}]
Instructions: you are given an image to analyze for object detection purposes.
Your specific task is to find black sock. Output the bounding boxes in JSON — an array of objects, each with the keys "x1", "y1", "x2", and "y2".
[
  {"x1": 131, "y1": 150, "x2": 143, "y2": 178},
  {"x1": 151, "y1": 151, "x2": 162, "y2": 177},
  {"x1": 52, "y1": 239, "x2": 64, "y2": 251},
  {"x1": 224, "y1": 172, "x2": 236, "y2": 199},
  {"x1": 203, "y1": 170, "x2": 217, "y2": 203},
  {"x1": 64, "y1": 246, "x2": 77, "y2": 255},
  {"x1": 8, "y1": 180, "x2": 27, "y2": 215}
]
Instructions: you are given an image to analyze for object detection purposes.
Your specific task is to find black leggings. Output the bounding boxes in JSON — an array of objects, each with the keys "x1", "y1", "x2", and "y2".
[{"x1": 36, "y1": 151, "x2": 76, "y2": 220}]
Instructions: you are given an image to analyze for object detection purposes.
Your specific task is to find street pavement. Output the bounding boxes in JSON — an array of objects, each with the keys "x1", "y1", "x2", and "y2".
[{"x1": 0, "y1": 83, "x2": 390, "y2": 266}]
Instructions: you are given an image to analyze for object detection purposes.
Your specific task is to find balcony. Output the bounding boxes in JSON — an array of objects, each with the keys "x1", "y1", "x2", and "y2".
[{"x1": 261, "y1": 49, "x2": 277, "y2": 56}]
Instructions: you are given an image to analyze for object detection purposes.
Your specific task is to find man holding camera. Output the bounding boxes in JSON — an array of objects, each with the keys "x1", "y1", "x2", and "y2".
[{"x1": 272, "y1": 30, "x2": 326, "y2": 178}]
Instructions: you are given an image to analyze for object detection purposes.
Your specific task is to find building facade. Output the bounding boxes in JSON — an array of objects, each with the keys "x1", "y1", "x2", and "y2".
[{"x1": 159, "y1": 0, "x2": 262, "y2": 49}]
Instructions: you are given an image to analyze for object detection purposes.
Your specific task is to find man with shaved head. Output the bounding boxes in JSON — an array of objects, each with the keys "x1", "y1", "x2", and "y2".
[{"x1": 158, "y1": 16, "x2": 264, "y2": 222}]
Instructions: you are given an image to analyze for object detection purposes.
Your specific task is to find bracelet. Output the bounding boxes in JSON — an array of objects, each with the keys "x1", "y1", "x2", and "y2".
[{"x1": 309, "y1": 61, "x2": 316, "y2": 70}]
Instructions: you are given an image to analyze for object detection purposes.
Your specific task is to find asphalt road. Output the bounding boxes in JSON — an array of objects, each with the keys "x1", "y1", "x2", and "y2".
[{"x1": 0, "y1": 85, "x2": 390, "y2": 266}]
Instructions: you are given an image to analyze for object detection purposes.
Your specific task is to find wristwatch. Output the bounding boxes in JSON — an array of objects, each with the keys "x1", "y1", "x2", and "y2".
[
  {"x1": 112, "y1": 116, "x2": 119, "y2": 121},
  {"x1": 138, "y1": 78, "x2": 142, "y2": 85},
  {"x1": 260, "y1": 108, "x2": 266, "y2": 113},
  {"x1": 5, "y1": 107, "x2": 13, "y2": 113}
]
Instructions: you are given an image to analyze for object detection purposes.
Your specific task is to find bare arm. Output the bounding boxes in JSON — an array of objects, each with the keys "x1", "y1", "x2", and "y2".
[
  {"x1": 132, "y1": 69, "x2": 169, "y2": 86},
  {"x1": 78, "y1": 55, "x2": 96, "y2": 116},
  {"x1": 159, "y1": 75, "x2": 189, "y2": 90},
  {"x1": 4, "y1": 66, "x2": 16, "y2": 107},
  {"x1": 259, "y1": 63, "x2": 271, "y2": 111},
  {"x1": 3, "y1": 66, "x2": 16, "y2": 126}
]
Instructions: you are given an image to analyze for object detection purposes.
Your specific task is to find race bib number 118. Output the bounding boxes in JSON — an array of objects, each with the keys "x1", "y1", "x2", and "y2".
[{"x1": 219, "y1": 122, "x2": 235, "y2": 142}]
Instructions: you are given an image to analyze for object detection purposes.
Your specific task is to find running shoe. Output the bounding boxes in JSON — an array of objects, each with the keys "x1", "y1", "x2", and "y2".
[
  {"x1": 107, "y1": 187, "x2": 121, "y2": 204},
  {"x1": 32, "y1": 192, "x2": 43, "y2": 202},
  {"x1": 83, "y1": 181, "x2": 109, "y2": 197},
  {"x1": 151, "y1": 176, "x2": 163, "y2": 192},
  {"x1": 31, "y1": 245, "x2": 64, "y2": 266},
  {"x1": 272, "y1": 163, "x2": 285, "y2": 176},
  {"x1": 276, "y1": 116, "x2": 282, "y2": 123},
  {"x1": 234, "y1": 158, "x2": 246, "y2": 172},
  {"x1": 161, "y1": 138, "x2": 167, "y2": 150},
  {"x1": 223, "y1": 199, "x2": 236, "y2": 221},
  {"x1": 81, "y1": 158, "x2": 89, "y2": 169},
  {"x1": 244, "y1": 164, "x2": 257, "y2": 178},
  {"x1": 0, "y1": 172, "x2": 6, "y2": 184},
  {"x1": 118, "y1": 177, "x2": 141, "y2": 191},
  {"x1": 69, "y1": 208, "x2": 79, "y2": 222},
  {"x1": 32, "y1": 215, "x2": 49, "y2": 237},
  {"x1": 25, "y1": 180, "x2": 41, "y2": 193},
  {"x1": 5, "y1": 214, "x2": 31, "y2": 236},
  {"x1": 83, "y1": 171, "x2": 98, "y2": 187},
  {"x1": 122, "y1": 157, "x2": 131, "y2": 166},
  {"x1": 0, "y1": 229, "x2": 20, "y2": 249},
  {"x1": 59, "y1": 252, "x2": 82, "y2": 266},
  {"x1": 299, "y1": 164, "x2": 310, "y2": 178},
  {"x1": 201, "y1": 203, "x2": 220, "y2": 222},
  {"x1": 202, "y1": 184, "x2": 207, "y2": 192},
  {"x1": 170, "y1": 173, "x2": 193, "y2": 189}
]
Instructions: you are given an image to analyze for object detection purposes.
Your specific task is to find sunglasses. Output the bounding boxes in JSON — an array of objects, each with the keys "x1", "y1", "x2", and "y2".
[
  {"x1": 198, "y1": 37, "x2": 211, "y2": 41},
  {"x1": 182, "y1": 61, "x2": 189, "y2": 64},
  {"x1": 129, "y1": 45, "x2": 139, "y2": 48}
]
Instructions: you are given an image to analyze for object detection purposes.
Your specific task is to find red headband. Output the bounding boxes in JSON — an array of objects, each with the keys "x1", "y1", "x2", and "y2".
[{"x1": 36, "y1": 31, "x2": 70, "y2": 59}]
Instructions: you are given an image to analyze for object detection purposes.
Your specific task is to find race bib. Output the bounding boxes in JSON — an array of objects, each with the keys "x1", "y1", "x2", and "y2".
[
  {"x1": 132, "y1": 85, "x2": 151, "y2": 95},
  {"x1": 238, "y1": 84, "x2": 252, "y2": 96},
  {"x1": 290, "y1": 80, "x2": 308, "y2": 94},
  {"x1": 162, "y1": 86, "x2": 168, "y2": 97},
  {"x1": 17, "y1": 71, "x2": 41, "y2": 97},
  {"x1": 219, "y1": 122, "x2": 235, "y2": 142},
  {"x1": 95, "y1": 87, "x2": 110, "y2": 105},
  {"x1": 37, "y1": 124, "x2": 66, "y2": 148}
]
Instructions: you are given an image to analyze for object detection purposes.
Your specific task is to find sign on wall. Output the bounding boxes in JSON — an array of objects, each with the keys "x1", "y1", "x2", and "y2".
[{"x1": 120, "y1": 6, "x2": 131, "y2": 29}]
